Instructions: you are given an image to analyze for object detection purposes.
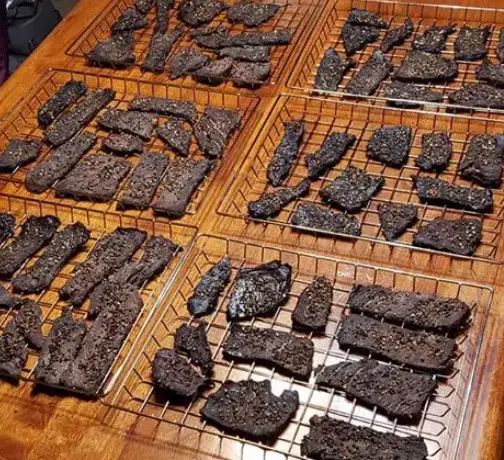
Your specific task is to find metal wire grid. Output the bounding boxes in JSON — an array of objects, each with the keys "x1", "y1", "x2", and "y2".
[
  {"x1": 65, "y1": 0, "x2": 320, "y2": 91},
  {"x1": 0, "y1": 192, "x2": 198, "y2": 396},
  {"x1": 0, "y1": 69, "x2": 260, "y2": 223},
  {"x1": 288, "y1": 0, "x2": 504, "y2": 112},
  {"x1": 104, "y1": 234, "x2": 492, "y2": 460}
]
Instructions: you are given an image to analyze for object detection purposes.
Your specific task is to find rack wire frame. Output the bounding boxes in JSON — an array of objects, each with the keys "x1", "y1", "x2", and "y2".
[
  {"x1": 0, "y1": 192, "x2": 198, "y2": 397},
  {"x1": 104, "y1": 234, "x2": 493, "y2": 460}
]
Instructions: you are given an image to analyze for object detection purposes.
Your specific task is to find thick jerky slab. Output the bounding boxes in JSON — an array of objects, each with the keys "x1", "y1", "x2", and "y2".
[
  {"x1": 227, "y1": 260, "x2": 291, "y2": 320},
  {"x1": 292, "y1": 276, "x2": 332, "y2": 333},
  {"x1": 347, "y1": 8, "x2": 387, "y2": 28},
  {"x1": 38, "y1": 80, "x2": 88, "y2": 128},
  {"x1": 476, "y1": 60, "x2": 504, "y2": 87},
  {"x1": 394, "y1": 50, "x2": 457, "y2": 83},
  {"x1": 157, "y1": 120, "x2": 191, "y2": 156},
  {"x1": 44, "y1": 88, "x2": 115, "y2": 146},
  {"x1": 202, "y1": 380, "x2": 298, "y2": 440},
  {"x1": 135, "y1": 0, "x2": 154, "y2": 14},
  {"x1": 320, "y1": 166, "x2": 384, "y2": 213},
  {"x1": 413, "y1": 176, "x2": 493, "y2": 213},
  {"x1": 384, "y1": 81, "x2": 443, "y2": 107},
  {"x1": 118, "y1": 152, "x2": 168, "y2": 210},
  {"x1": 154, "y1": 0, "x2": 174, "y2": 34},
  {"x1": 25, "y1": 132, "x2": 96, "y2": 194},
  {"x1": 291, "y1": 203, "x2": 361, "y2": 236},
  {"x1": 448, "y1": 83, "x2": 504, "y2": 110},
  {"x1": 316, "y1": 359, "x2": 436, "y2": 419},
  {"x1": 12, "y1": 223, "x2": 90, "y2": 294},
  {"x1": 381, "y1": 18, "x2": 414, "y2": 53},
  {"x1": 227, "y1": 2, "x2": 280, "y2": 27},
  {"x1": 248, "y1": 179, "x2": 310, "y2": 219},
  {"x1": 224, "y1": 324, "x2": 314, "y2": 379},
  {"x1": 231, "y1": 61, "x2": 271, "y2": 88},
  {"x1": 55, "y1": 154, "x2": 131, "y2": 202},
  {"x1": 342, "y1": 22, "x2": 380, "y2": 54},
  {"x1": 498, "y1": 28, "x2": 504, "y2": 63},
  {"x1": 175, "y1": 323, "x2": 213, "y2": 375},
  {"x1": 60, "y1": 227, "x2": 146, "y2": 306},
  {"x1": 193, "y1": 57, "x2": 233, "y2": 85},
  {"x1": 337, "y1": 314, "x2": 455, "y2": 372},
  {"x1": 194, "y1": 107, "x2": 241, "y2": 158},
  {"x1": 87, "y1": 32, "x2": 136, "y2": 68},
  {"x1": 142, "y1": 27, "x2": 183, "y2": 73},
  {"x1": 218, "y1": 46, "x2": 270, "y2": 62},
  {"x1": 416, "y1": 132, "x2": 452, "y2": 172},
  {"x1": 0, "y1": 285, "x2": 23, "y2": 309},
  {"x1": 367, "y1": 125, "x2": 411, "y2": 167},
  {"x1": 180, "y1": 0, "x2": 228, "y2": 27},
  {"x1": 0, "y1": 215, "x2": 60, "y2": 278},
  {"x1": 112, "y1": 7, "x2": 148, "y2": 32},
  {"x1": 0, "y1": 140, "x2": 41, "y2": 172},
  {"x1": 455, "y1": 26, "x2": 490, "y2": 61},
  {"x1": 98, "y1": 109, "x2": 156, "y2": 140},
  {"x1": 378, "y1": 203, "x2": 417, "y2": 240},
  {"x1": 0, "y1": 213, "x2": 15, "y2": 246},
  {"x1": 346, "y1": 51, "x2": 392, "y2": 96},
  {"x1": 413, "y1": 25, "x2": 455, "y2": 54},
  {"x1": 348, "y1": 284, "x2": 471, "y2": 332},
  {"x1": 413, "y1": 218, "x2": 482, "y2": 256},
  {"x1": 103, "y1": 133, "x2": 143, "y2": 155},
  {"x1": 306, "y1": 132, "x2": 356, "y2": 179},
  {"x1": 129, "y1": 96, "x2": 198, "y2": 124},
  {"x1": 301, "y1": 415, "x2": 428, "y2": 460},
  {"x1": 168, "y1": 48, "x2": 211, "y2": 79},
  {"x1": 314, "y1": 48, "x2": 354, "y2": 92},
  {"x1": 267, "y1": 120, "x2": 304, "y2": 186}
]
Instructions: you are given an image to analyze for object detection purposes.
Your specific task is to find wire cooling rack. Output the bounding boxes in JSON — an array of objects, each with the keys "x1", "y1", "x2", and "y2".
[{"x1": 103, "y1": 234, "x2": 492, "y2": 460}]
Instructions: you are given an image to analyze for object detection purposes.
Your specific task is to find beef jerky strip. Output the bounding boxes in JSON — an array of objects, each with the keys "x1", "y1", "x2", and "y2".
[
  {"x1": 476, "y1": 60, "x2": 504, "y2": 87},
  {"x1": 416, "y1": 132, "x2": 452, "y2": 172},
  {"x1": 342, "y1": 22, "x2": 380, "y2": 55},
  {"x1": 168, "y1": 48, "x2": 210, "y2": 79},
  {"x1": 498, "y1": 28, "x2": 504, "y2": 63},
  {"x1": 154, "y1": 0, "x2": 174, "y2": 34},
  {"x1": 345, "y1": 50, "x2": 392, "y2": 96},
  {"x1": 0, "y1": 213, "x2": 16, "y2": 246},
  {"x1": 367, "y1": 125, "x2": 411, "y2": 167},
  {"x1": 248, "y1": 179, "x2": 310, "y2": 219},
  {"x1": 193, "y1": 28, "x2": 292, "y2": 49},
  {"x1": 301, "y1": 415, "x2": 428, "y2": 460},
  {"x1": 117, "y1": 152, "x2": 168, "y2": 210},
  {"x1": 157, "y1": 120, "x2": 191, "y2": 156},
  {"x1": 97, "y1": 109, "x2": 156, "y2": 140},
  {"x1": 12, "y1": 222, "x2": 90, "y2": 294},
  {"x1": 292, "y1": 276, "x2": 332, "y2": 333},
  {"x1": 44, "y1": 88, "x2": 115, "y2": 146},
  {"x1": 188, "y1": 256, "x2": 232, "y2": 317},
  {"x1": 227, "y1": 2, "x2": 280, "y2": 28},
  {"x1": 141, "y1": 26, "x2": 184, "y2": 74},
  {"x1": 394, "y1": 50, "x2": 457, "y2": 82},
  {"x1": 135, "y1": 0, "x2": 154, "y2": 14},
  {"x1": 0, "y1": 215, "x2": 60, "y2": 278},
  {"x1": 38, "y1": 80, "x2": 88, "y2": 128},
  {"x1": 217, "y1": 46, "x2": 270, "y2": 63},
  {"x1": 25, "y1": 132, "x2": 96, "y2": 194},
  {"x1": 180, "y1": 0, "x2": 228, "y2": 27},
  {"x1": 0, "y1": 285, "x2": 24, "y2": 309},
  {"x1": 413, "y1": 25, "x2": 455, "y2": 53},
  {"x1": 266, "y1": 120, "x2": 304, "y2": 187},
  {"x1": 112, "y1": 7, "x2": 148, "y2": 32},
  {"x1": 448, "y1": 83, "x2": 504, "y2": 110},
  {"x1": 231, "y1": 61, "x2": 271, "y2": 88},
  {"x1": 224, "y1": 324, "x2": 314, "y2": 379},
  {"x1": 314, "y1": 48, "x2": 354, "y2": 92},
  {"x1": 227, "y1": 260, "x2": 291, "y2": 320},
  {"x1": 201, "y1": 380, "x2": 299, "y2": 441},
  {"x1": 0, "y1": 140, "x2": 42, "y2": 173},
  {"x1": 378, "y1": 202, "x2": 417, "y2": 241},
  {"x1": 129, "y1": 96, "x2": 198, "y2": 124},
  {"x1": 60, "y1": 227, "x2": 146, "y2": 306},
  {"x1": 455, "y1": 26, "x2": 490, "y2": 61},
  {"x1": 384, "y1": 81, "x2": 444, "y2": 107},
  {"x1": 193, "y1": 57, "x2": 233, "y2": 86},
  {"x1": 337, "y1": 314, "x2": 456, "y2": 372},
  {"x1": 175, "y1": 323, "x2": 213, "y2": 375},
  {"x1": 102, "y1": 133, "x2": 143, "y2": 155},
  {"x1": 86, "y1": 32, "x2": 136, "y2": 69},
  {"x1": 381, "y1": 18, "x2": 414, "y2": 53},
  {"x1": 347, "y1": 8, "x2": 387, "y2": 28}
]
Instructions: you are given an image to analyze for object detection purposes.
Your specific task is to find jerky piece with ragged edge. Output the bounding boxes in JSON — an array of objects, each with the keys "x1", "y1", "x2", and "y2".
[
  {"x1": 112, "y1": 7, "x2": 148, "y2": 32},
  {"x1": 413, "y1": 218, "x2": 482, "y2": 256},
  {"x1": 320, "y1": 166, "x2": 384, "y2": 213},
  {"x1": 157, "y1": 120, "x2": 191, "y2": 156},
  {"x1": 25, "y1": 132, "x2": 96, "y2": 193},
  {"x1": 342, "y1": 22, "x2": 380, "y2": 54},
  {"x1": 292, "y1": 276, "x2": 332, "y2": 333},
  {"x1": 476, "y1": 60, "x2": 504, "y2": 87},
  {"x1": 154, "y1": 0, "x2": 174, "y2": 34},
  {"x1": 337, "y1": 314, "x2": 456, "y2": 372},
  {"x1": 98, "y1": 109, "x2": 156, "y2": 140},
  {"x1": 347, "y1": 8, "x2": 387, "y2": 28},
  {"x1": 12, "y1": 222, "x2": 90, "y2": 294},
  {"x1": 175, "y1": 323, "x2": 213, "y2": 375},
  {"x1": 87, "y1": 32, "x2": 136, "y2": 69},
  {"x1": 381, "y1": 18, "x2": 414, "y2": 53},
  {"x1": 38, "y1": 80, "x2": 88, "y2": 128},
  {"x1": 455, "y1": 26, "x2": 490, "y2": 61},
  {"x1": 413, "y1": 25, "x2": 455, "y2": 54},
  {"x1": 498, "y1": 28, "x2": 504, "y2": 63},
  {"x1": 448, "y1": 82, "x2": 504, "y2": 110},
  {"x1": 231, "y1": 61, "x2": 271, "y2": 88},
  {"x1": 314, "y1": 48, "x2": 354, "y2": 92},
  {"x1": 0, "y1": 213, "x2": 15, "y2": 246},
  {"x1": 394, "y1": 50, "x2": 457, "y2": 82},
  {"x1": 224, "y1": 324, "x2": 314, "y2": 379},
  {"x1": 180, "y1": 0, "x2": 228, "y2": 27},
  {"x1": 217, "y1": 46, "x2": 270, "y2": 62},
  {"x1": 227, "y1": 2, "x2": 280, "y2": 27},
  {"x1": 0, "y1": 140, "x2": 41, "y2": 173},
  {"x1": 345, "y1": 50, "x2": 392, "y2": 96},
  {"x1": 168, "y1": 48, "x2": 211, "y2": 79},
  {"x1": 248, "y1": 179, "x2": 310, "y2": 219},
  {"x1": 141, "y1": 26, "x2": 184, "y2": 74},
  {"x1": 135, "y1": 0, "x2": 154, "y2": 14},
  {"x1": 367, "y1": 125, "x2": 411, "y2": 167},
  {"x1": 227, "y1": 260, "x2": 291, "y2": 321},
  {"x1": 0, "y1": 215, "x2": 60, "y2": 278},
  {"x1": 103, "y1": 133, "x2": 143, "y2": 155},
  {"x1": 378, "y1": 202, "x2": 417, "y2": 241},
  {"x1": 384, "y1": 81, "x2": 444, "y2": 107},
  {"x1": 0, "y1": 285, "x2": 24, "y2": 309},
  {"x1": 266, "y1": 120, "x2": 304, "y2": 186},
  {"x1": 416, "y1": 132, "x2": 452, "y2": 172},
  {"x1": 193, "y1": 57, "x2": 233, "y2": 85},
  {"x1": 129, "y1": 96, "x2": 198, "y2": 124}
]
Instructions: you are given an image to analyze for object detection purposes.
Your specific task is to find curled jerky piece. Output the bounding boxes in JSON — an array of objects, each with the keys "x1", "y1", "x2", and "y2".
[
  {"x1": 378, "y1": 202, "x2": 417, "y2": 241},
  {"x1": 0, "y1": 139, "x2": 41, "y2": 173},
  {"x1": 314, "y1": 48, "x2": 354, "y2": 92},
  {"x1": 381, "y1": 18, "x2": 414, "y2": 53},
  {"x1": 346, "y1": 50, "x2": 392, "y2": 96},
  {"x1": 292, "y1": 276, "x2": 332, "y2": 333}
]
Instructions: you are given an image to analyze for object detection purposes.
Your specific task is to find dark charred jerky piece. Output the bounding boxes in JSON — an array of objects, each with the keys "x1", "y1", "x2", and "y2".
[
  {"x1": 348, "y1": 284, "x2": 471, "y2": 332},
  {"x1": 34, "y1": 308, "x2": 87, "y2": 387},
  {"x1": 459, "y1": 134, "x2": 504, "y2": 187},
  {"x1": 129, "y1": 96, "x2": 198, "y2": 124},
  {"x1": 476, "y1": 60, "x2": 504, "y2": 87},
  {"x1": 367, "y1": 125, "x2": 411, "y2": 167},
  {"x1": 314, "y1": 48, "x2": 354, "y2": 92},
  {"x1": 346, "y1": 51, "x2": 392, "y2": 95},
  {"x1": 142, "y1": 26, "x2": 184, "y2": 73},
  {"x1": 448, "y1": 83, "x2": 504, "y2": 110},
  {"x1": 231, "y1": 61, "x2": 271, "y2": 88},
  {"x1": 413, "y1": 218, "x2": 482, "y2": 256},
  {"x1": 291, "y1": 203, "x2": 361, "y2": 236},
  {"x1": 0, "y1": 215, "x2": 60, "y2": 278},
  {"x1": 38, "y1": 80, "x2": 88, "y2": 128},
  {"x1": 60, "y1": 227, "x2": 146, "y2": 305},
  {"x1": 320, "y1": 166, "x2": 384, "y2": 213},
  {"x1": 413, "y1": 25, "x2": 455, "y2": 54},
  {"x1": 306, "y1": 132, "x2": 356, "y2": 179},
  {"x1": 224, "y1": 324, "x2": 314, "y2": 379},
  {"x1": 416, "y1": 132, "x2": 452, "y2": 172},
  {"x1": 347, "y1": 8, "x2": 387, "y2": 28},
  {"x1": 218, "y1": 46, "x2": 270, "y2": 62},
  {"x1": 194, "y1": 107, "x2": 241, "y2": 158},
  {"x1": 497, "y1": 28, "x2": 504, "y2": 62},
  {"x1": 168, "y1": 48, "x2": 211, "y2": 79},
  {"x1": 227, "y1": 260, "x2": 291, "y2": 321},
  {"x1": 12, "y1": 223, "x2": 90, "y2": 294},
  {"x1": 44, "y1": 88, "x2": 115, "y2": 146},
  {"x1": 188, "y1": 256, "x2": 232, "y2": 317},
  {"x1": 227, "y1": 2, "x2": 280, "y2": 27},
  {"x1": 0, "y1": 140, "x2": 41, "y2": 172},
  {"x1": 248, "y1": 179, "x2": 310, "y2": 219},
  {"x1": 154, "y1": 0, "x2": 174, "y2": 34},
  {"x1": 175, "y1": 323, "x2": 213, "y2": 375},
  {"x1": 55, "y1": 154, "x2": 132, "y2": 202},
  {"x1": 0, "y1": 213, "x2": 15, "y2": 246},
  {"x1": 112, "y1": 7, "x2": 148, "y2": 32},
  {"x1": 337, "y1": 314, "x2": 456, "y2": 372},
  {"x1": 135, "y1": 0, "x2": 155, "y2": 14},
  {"x1": 87, "y1": 32, "x2": 136, "y2": 68},
  {"x1": 413, "y1": 176, "x2": 493, "y2": 213},
  {"x1": 292, "y1": 276, "x2": 332, "y2": 333},
  {"x1": 0, "y1": 285, "x2": 24, "y2": 309},
  {"x1": 153, "y1": 157, "x2": 211, "y2": 218},
  {"x1": 180, "y1": 0, "x2": 228, "y2": 27},
  {"x1": 157, "y1": 120, "x2": 191, "y2": 156},
  {"x1": 301, "y1": 415, "x2": 428, "y2": 460},
  {"x1": 25, "y1": 132, "x2": 96, "y2": 193},
  {"x1": 381, "y1": 18, "x2": 414, "y2": 53},
  {"x1": 98, "y1": 109, "x2": 156, "y2": 140},
  {"x1": 378, "y1": 202, "x2": 417, "y2": 240},
  {"x1": 118, "y1": 152, "x2": 168, "y2": 210},
  {"x1": 342, "y1": 23, "x2": 380, "y2": 54},
  {"x1": 384, "y1": 81, "x2": 444, "y2": 107},
  {"x1": 455, "y1": 26, "x2": 490, "y2": 61},
  {"x1": 394, "y1": 50, "x2": 457, "y2": 82},
  {"x1": 103, "y1": 133, "x2": 143, "y2": 155},
  {"x1": 316, "y1": 360, "x2": 436, "y2": 419},
  {"x1": 266, "y1": 120, "x2": 304, "y2": 186},
  {"x1": 193, "y1": 57, "x2": 233, "y2": 85}
]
